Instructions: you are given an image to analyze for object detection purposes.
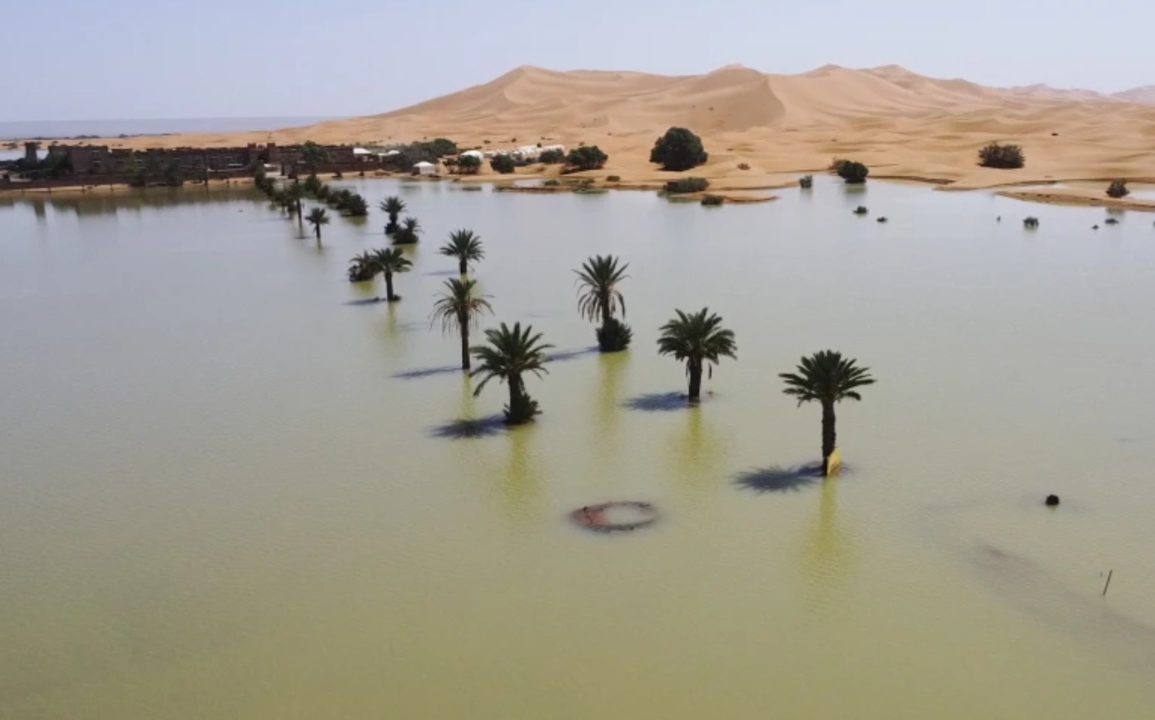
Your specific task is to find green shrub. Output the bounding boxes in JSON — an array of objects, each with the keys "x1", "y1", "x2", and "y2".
[
  {"x1": 454, "y1": 155, "x2": 482, "y2": 175},
  {"x1": 543, "y1": 179, "x2": 561, "y2": 187},
  {"x1": 606, "y1": 175, "x2": 621, "y2": 182},
  {"x1": 490, "y1": 154, "x2": 516, "y2": 174},
  {"x1": 538, "y1": 149, "x2": 566, "y2": 164},
  {"x1": 596, "y1": 318, "x2": 633, "y2": 352},
  {"x1": 664, "y1": 177, "x2": 709, "y2": 194},
  {"x1": 1023, "y1": 216, "x2": 1039, "y2": 228},
  {"x1": 738, "y1": 162, "x2": 750, "y2": 170},
  {"x1": 650, "y1": 127, "x2": 708, "y2": 171},
  {"x1": 701, "y1": 194, "x2": 724, "y2": 206},
  {"x1": 838, "y1": 161, "x2": 869, "y2": 184},
  {"x1": 566, "y1": 146, "x2": 608, "y2": 171},
  {"x1": 1104, "y1": 217, "x2": 1120, "y2": 225},
  {"x1": 853, "y1": 206, "x2": 868, "y2": 215},
  {"x1": 1107, "y1": 180, "x2": 1129, "y2": 198},
  {"x1": 979, "y1": 142, "x2": 1024, "y2": 169},
  {"x1": 799, "y1": 175, "x2": 813, "y2": 189}
]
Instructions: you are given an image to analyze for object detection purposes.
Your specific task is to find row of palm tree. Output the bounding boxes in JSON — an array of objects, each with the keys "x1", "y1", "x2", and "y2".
[{"x1": 346, "y1": 206, "x2": 874, "y2": 473}]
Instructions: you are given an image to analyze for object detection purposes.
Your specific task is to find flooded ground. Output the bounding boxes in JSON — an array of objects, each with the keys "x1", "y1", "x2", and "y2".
[{"x1": 2, "y1": 178, "x2": 1153, "y2": 719}]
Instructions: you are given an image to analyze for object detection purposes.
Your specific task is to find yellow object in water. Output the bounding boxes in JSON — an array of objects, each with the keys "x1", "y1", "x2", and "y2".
[{"x1": 826, "y1": 449, "x2": 842, "y2": 476}]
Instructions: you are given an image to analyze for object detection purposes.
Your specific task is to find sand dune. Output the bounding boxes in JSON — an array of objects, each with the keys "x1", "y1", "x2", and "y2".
[{"x1": 102, "y1": 64, "x2": 1155, "y2": 196}]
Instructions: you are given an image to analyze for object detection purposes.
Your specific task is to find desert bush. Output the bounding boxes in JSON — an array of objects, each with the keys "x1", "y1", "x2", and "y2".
[
  {"x1": 596, "y1": 318, "x2": 633, "y2": 352},
  {"x1": 853, "y1": 206, "x2": 869, "y2": 215},
  {"x1": 538, "y1": 149, "x2": 566, "y2": 164},
  {"x1": 738, "y1": 162, "x2": 750, "y2": 170},
  {"x1": 701, "y1": 194, "x2": 724, "y2": 206},
  {"x1": 566, "y1": 146, "x2": 608, "y2": 171},
  {"x1": 650, "y1": 127, "x2": 709, "y2": 171},
  {"x1": 838, "y1": 161, "x2": 869, "y2": 184},
  {"x1": 664, "y1": 177, "x2": 709, "y2": 194},
  {"x1": 454, "y1": 155, "x2": 482, "y2": 175},
  {"x1": 979, "y1": 142, "x2": 1025, "y2": 169},
  {"x1": 606, "y1": 175, "x2": 621, "y2": 182},
  {"x1": 799, "y1": 174, "x2": 813, "y2": 189},
  {"x1": 543, "y1": 179, "x2": 561, "y2": 187},
  {"x1": 490, "y1": 154, "x2": 516, "y2": 174},
  {"x1": 1107, "y1": 180, "x2": 1129, "y2": 198}
]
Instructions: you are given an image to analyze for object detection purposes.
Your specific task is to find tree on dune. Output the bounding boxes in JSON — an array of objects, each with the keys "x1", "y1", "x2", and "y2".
[{"x1": 650, "y1": 127, "x2": 708, "y2": 172}]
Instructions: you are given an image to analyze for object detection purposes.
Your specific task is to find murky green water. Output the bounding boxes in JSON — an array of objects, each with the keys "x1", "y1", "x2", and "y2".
[{"x1": 3, "y1": 180, "x2": 1154, "y2": 719}]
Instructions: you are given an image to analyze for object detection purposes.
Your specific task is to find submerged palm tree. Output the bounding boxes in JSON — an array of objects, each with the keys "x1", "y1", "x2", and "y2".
[
  {"x1": 780, "y1": 350, "x2": 876, "y2": 476},
  {"x1": 371, "y1": 247, "x2": 412, "y2": 301},
  {"x1": 431, "y1": 278, "x2": 493, "y2": 371},
  {"x1": 348, "y1": 250, "x2": 378, "y2": 282},
  {"x1": 471, "y1": 322, "x2": 553, "y2": 424},
  {"x1": 380, "y1": 196, "x2": 405, "y2": 235},
  {"x1": 306, "y1": 207, "x2": 329, "y2": 240},
  {"x1": 439, "y1": 229, "x2": 485, "y2": 275},
  {"x1": 283, "y1": 182, "x2": 304, "y2": 224},
  {"x1": 575, "y1": 254, "x2": 631, "y2": 352},
  {"x1": 657, "y1": 308, "x2": 737, "y2": 402},
  {"x1": 393, "y1": 217, "x2": 421, "y2": 245}
]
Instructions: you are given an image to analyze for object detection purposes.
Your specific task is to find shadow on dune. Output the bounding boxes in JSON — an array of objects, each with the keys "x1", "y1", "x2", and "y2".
[
  {"x1": 733, "y1": 463, "x2": 826, "y2": 493},
  {"x1": 621, "y1": 392, "x2": 692, "y2": 413},
  {"x1": 429, "y1": 414, "x2": 507, "y2": 440}
]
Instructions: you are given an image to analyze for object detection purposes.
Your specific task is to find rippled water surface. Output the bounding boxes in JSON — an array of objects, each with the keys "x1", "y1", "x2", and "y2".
[{"x1": 2, "y1": 179, "x2": 1154, "y2": 719}]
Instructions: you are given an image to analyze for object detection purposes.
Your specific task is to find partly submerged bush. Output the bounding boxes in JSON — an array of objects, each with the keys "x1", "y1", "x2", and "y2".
[
  {"x1": 1104, "y1": 217, "x2": 1120, "y2": 225},
  {"x1": 504, "y1": 393, "x2": 541, "y2": 425},
  {"x1": 650, "y1": 127, "x2": 708, "y2": 171},
  {"x1": 596, "y1": 318, "x2": 633, "y2": 353},
  {"x1": 979, "y1": 142, "x2": 1025, "y2": 169},
  {"x1": 799, "y1": 174, "x2": 814, "y2": 189},
  {"x1": 837, "y1": 161, "x2": 869, "y2": 184},
  {"x1": 1107, "y1": 180, "x2": 1130, "y2": 199},
  {"x1": 347, "y1": 257, "x2": 377, "y2": 282},
  {"x1": 664, "y1": 177, "x2": 709, "y2": 194},
  {"x1": 853, "y1": 206, "x2": 869, "y2": 215},
  {"x1": 701, "y1": 194, "x2": 724, "y2": 206},
  {"x1": 1023, "y1": 216, "x2": 1039, "y2": 228}
]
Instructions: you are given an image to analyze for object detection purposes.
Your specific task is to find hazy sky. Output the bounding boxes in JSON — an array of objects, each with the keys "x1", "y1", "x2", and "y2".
[{"x1": 4, "y1": 0, "x2": 1150, "y2": 121}]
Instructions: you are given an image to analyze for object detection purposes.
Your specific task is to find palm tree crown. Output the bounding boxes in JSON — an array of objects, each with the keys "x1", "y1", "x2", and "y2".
[
  {"x1": 348, "y1": 250, "x2": 378, "y2": 281},
  {"x1": 439, "y1": 229, "x2": 485, "y2": 274},
  {"x1": 779, "y1": 351, "x2": 875, "y2": 406},
  {"x1": 657, "y1": 307, "x2": 737, "y2": 366},
  {"x1": 306, "y1": 207, "x2": 329, "y2": 239},
  {"x1": 372, "y1": 247, "x2": 412, "y2": 275},
  {"x1": 471, "y1": 323, "x2": 553, "y2": 394},
  {"x1": 575, "y1": 254, "x2": 628, "y2": 325},
  {"x1": 380, "y1": 196, "x2": 406, "y2": 217}
]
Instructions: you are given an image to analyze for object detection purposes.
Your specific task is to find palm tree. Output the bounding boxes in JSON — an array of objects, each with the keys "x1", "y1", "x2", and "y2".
[
  {"x1": 306, "y1": 207, "x2": 329, "y2": 240},
  {"x1": 371, "y1": 247, "x2": 412, "y2": 301},
  {"x1": 657, "y1": 308, "x2": 737, "y2": 402},
  {"x1": 439, "y1": 229, "x2": 485, "y2": 276},
  {"x1": 283, "y1": 182, "x2": 304, "y2": 224},
  {"x1": 380, "y1": 196, "x2": 405, "y2": 235},
  {"x1": 393, "y1": 217, "x2": 421, "y2": 245},
  {"x1": 347, "y1": 250, "x2": 378, "y2": 282},
  {"x1": 471, "y1": 322, "x2": 553, "y2": 425},
  {"x1": 431, "y1": 278, "x2": 493, "y2": 371},
  {"x1": 780, "y1": 350, "x2": 876, "y2": 476},
  {"x1": 575, "y1": 254, "x2": 631, "y2": 352}
]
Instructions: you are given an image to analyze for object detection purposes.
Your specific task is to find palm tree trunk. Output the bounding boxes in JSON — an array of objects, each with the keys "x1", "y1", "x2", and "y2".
[
  {"x1": 459, "y1": 258, "x2": 468, "y2": 276},
  {"x1": 459, "y1": 317, "x2": 471, "y2": 371},
  {"x1": 507, "y1": 373, "x2": 525, "y2": 423},
  {"x1": 821, "y1": 400, "x2": 837, "y2": 476},
  {"x1": 313, "y1": 225, "x2": 321, "y2": 241},
  {"x1": 385, "y1": 271, "x2": 395, "y2": 301},
  {"x1": 687, "y1": 359, "x2": 703, "y2": 401},
  {"x1": 295, "y1": 201, "x2": 303, "y2": 225},
  {"x1": 601, "y1": 290, "x2": 612, "y2": 328}
]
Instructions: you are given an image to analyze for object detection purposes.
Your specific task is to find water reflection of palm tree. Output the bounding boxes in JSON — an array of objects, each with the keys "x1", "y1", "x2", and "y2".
[
  {"x1": 800, "y1": 478, "x2": 854, "y2": 614},
  {"x1": 668, "y1": 404, "x2": 726, "y2": 500},
  {"x1": 500, "y1": 425, "x2": 541, "y2": 523}
]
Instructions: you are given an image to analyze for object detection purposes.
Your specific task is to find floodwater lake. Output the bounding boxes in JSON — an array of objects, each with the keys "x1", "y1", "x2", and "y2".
[{"x1": 2, "y1": 178, "x2": 1154, "y2": 719}]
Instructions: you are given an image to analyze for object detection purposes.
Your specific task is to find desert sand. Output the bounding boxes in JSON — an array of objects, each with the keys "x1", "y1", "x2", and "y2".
[{"x1": 69, "y1": 65, "x2": 1155, "y2": 206}]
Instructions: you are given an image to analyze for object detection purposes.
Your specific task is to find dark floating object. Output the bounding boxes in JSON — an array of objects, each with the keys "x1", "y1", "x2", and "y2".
[
  {"x1": 571, "y1": 501, "x2": 659, "y2": 533},
  {"x1": 1093, "y1": 225, "x2": 1100, "y2": 230},
  {"x1": 1104, "y1": 217, "x2": 1120, "y2": 225},
  {"x1": 997, "y1": 215, "x2": 1002, "y2": 222},
  {"x1": 876, "y1": 216, "x2": 888, "y2": 223},
  {"x1": 1045, "y1": 494, "x2": 1060, "y2": 507},
  {"x1": 853, "y1": 206, "x2": 869, "y2": 215},
  {"x1": 1023, "y1": 217, "x2": 1040, "y2": 228}
]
